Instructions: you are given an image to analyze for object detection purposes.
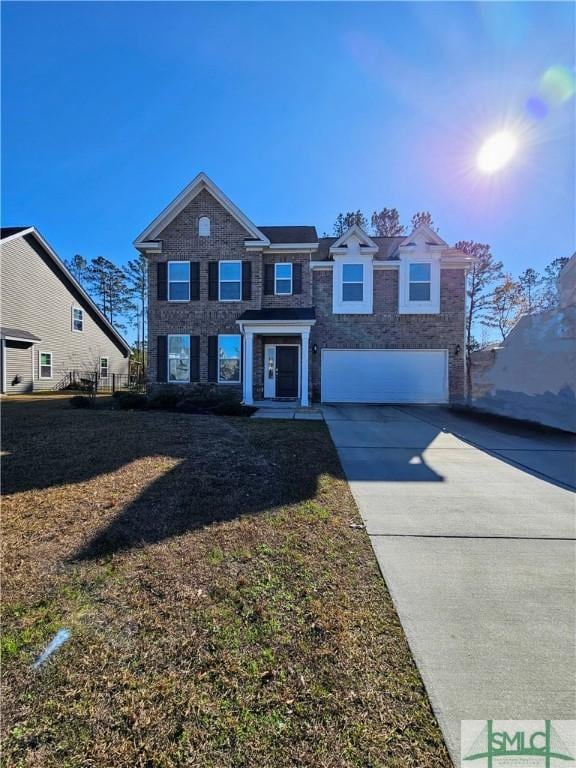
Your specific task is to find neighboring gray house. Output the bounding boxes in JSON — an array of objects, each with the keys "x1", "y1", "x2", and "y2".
[
  {"x1": 0, "y1": 227, "x2": 131, "y2": 394},
  {"x1": 471, "y1": 253, "x2": 576, "y2": 432},
  {"x1": 135, "y1": 173, "x2": 474, "y2": 406}
]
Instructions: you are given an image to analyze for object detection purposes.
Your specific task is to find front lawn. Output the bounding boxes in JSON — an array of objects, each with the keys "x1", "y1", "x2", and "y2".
[{"x1": 1, "y1": 397, "x2": 449, "y2": 767}]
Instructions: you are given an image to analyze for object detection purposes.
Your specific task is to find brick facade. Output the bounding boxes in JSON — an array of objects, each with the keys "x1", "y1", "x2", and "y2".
[{"x1": 145, "y1": 187, "x2": 466, "y2": 402}]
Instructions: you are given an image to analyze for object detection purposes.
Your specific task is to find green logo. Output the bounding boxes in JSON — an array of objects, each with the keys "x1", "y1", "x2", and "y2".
[{"x1": 463, "y1": 720, "x2": 575, "y2": 767}]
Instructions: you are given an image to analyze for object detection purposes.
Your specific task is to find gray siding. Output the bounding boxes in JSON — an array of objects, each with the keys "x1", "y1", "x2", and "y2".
[
  {"x1": 1, "y1": 236, "x2": 129, "y2": 392},
  {"x1": 5, "y1": 344, "x2": 34, "y2": 393}
]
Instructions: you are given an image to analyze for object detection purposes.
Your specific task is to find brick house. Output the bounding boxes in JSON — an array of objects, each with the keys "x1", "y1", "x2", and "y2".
[{"x1": 135, "y1": 173, "x2": 473, "y2": 406}]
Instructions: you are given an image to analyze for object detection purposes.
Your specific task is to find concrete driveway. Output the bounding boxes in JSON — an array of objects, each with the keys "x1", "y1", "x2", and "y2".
[{"x1": 323, "y1": 404, "x2": 576, "y2": 765}]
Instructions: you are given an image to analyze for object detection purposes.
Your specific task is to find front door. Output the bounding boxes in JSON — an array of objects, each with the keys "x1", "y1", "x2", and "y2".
[{"x1": 275, "y1": 346, "x2": 299, "y2": 398}]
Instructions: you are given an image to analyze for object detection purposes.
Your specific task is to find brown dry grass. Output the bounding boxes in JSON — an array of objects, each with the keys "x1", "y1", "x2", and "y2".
[{"x1": 1, "y1": 397, "x2": 450, "y2": 767}]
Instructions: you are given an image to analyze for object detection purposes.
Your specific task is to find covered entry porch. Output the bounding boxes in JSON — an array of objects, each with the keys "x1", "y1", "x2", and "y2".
[{"x1": 236, "y1": 309, "x2": 316, "y2": 407}]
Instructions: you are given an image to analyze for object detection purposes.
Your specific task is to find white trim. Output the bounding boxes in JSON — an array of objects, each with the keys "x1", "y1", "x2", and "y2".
[
  {"x1": 309, "y1": 261, "x2": 334, "y2": 270},
  {"x1": 263, "y1": 343, "x2": 301, "y2": 399},
  {"x1": 248, "y1": 243, "x2": 319, "y2": 253},
  {"x1": 0, "y1": 227, "x2": 35, "y2": 245},
  {"x1": 332, "y1": 256, "x2": 373, "y2": 315},
  {"x1": 134, "y1": 172, "x2": 270, "y2": 246},
  {"x1": 217, "y1": 333, "x2": 242, "y2": 385},
  {"x1": 167, "y1": 334, "x2": 191, "y2": 384},
  {"x1": 0, "y1": 228, "x2": 131, "y2": 354},
  {"x1": 1, "y1": 339, "x2": 6, "y2": 394},
  {"x1": 274, "y1": 262, "x2": 293, "y2": 296},
  {"x1": 71, "y1": 306, "x2": 84, "y2": 332},
  {"x1": 1, "y1": 334, "x2": 41, "y2": 343},
  {"x1": 331, "y1": 224, "x2": 379, "y2": 251},
  {"x1": 218, "y1": 260, "x2": 242, "y2": 302},
  {"x1": 398, "y1": 255, "x2": 441, "y2": 314},
  {"x1": 236, "y1": 320, "x2": 315, "y2": 335},
  {"x1": 38, "y1": 350, "x2": 53, "y2": 380},
  {"x1": 400, "y1": 224, "x2": 447, "y2": 247},
  {"x1": 99, "y1": 356, "x2": 109, "y2": 379},
  {"x1": 168, "y1": 260, "x2": 191, "y2": 302},
  {"x1": 198, "y1": 216, "x2": 210, "y2": 237}
]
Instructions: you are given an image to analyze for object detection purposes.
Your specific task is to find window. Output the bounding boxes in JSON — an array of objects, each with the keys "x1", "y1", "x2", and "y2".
[
  {"x1": 218, "y1": 334, "x2": 241, "y2": 383},
  {"x1": 342, "y1": 264, "x2": 364, "y2": 302},
  {"x1": 198, "y1": 216, "x2": 210, "y2": 237},
  {"x1": 219, "y1": 261, "x2": 241, "y2": 301},
  {"x1": 409, "y1": 263, "x2": 431, "y2": 301},
  {"x1": 168, "y1": 262, "x2": 190, "y2": 301},
  {"x1": 168, "y1": 335, "x2": 190, "y2": 382},
  {"x1": 275, "y1": 263, "x2": 293, "y2": 295},
  {"x1": 100, "y1": 357, "x2": 109, "y2": 378},
  {"x1": 39, "y1": 351, "x2": 53, "y2": 379},
  {"x1": 72, "y1": 307, "x2": 83, "y2": 332}
]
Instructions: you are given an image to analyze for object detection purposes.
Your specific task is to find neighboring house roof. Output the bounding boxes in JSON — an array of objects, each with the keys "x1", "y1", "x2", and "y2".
[
  {"x1": 0, "y1": 326, "x2": 42, "y2": 342},
  {"x1": 317, "y1": 236, "x2": 404, "y2": 260},
  {"x1": 134, "y1": 172, "x2": 270, "y2": 248},
  {"x1": 0, "y1": 227, "x2": 131, "y2": 356},
  {"x1": 256, "y1": 226, "x2": 318, "y2": 244},
  {"x1": 238, "y1": 308, "x2": 316, "y2": 321},
  {"x1": 0, "y1": 227, "x2": 31, "y2": 239}
]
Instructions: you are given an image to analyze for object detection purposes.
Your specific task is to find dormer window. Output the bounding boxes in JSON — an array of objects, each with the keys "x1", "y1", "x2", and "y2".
[
  {"x1": 342, "y1": 264, "x2": 364, "y2": 302},
  {"x1": 409, "y1": 263, "x2": 431, "y2": 301},
  {"x1": 198, "y1": 216, "x2": 210, "y2": 237}
]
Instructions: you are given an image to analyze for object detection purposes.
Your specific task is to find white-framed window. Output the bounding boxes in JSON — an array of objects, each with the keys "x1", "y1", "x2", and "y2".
[
  {"x1": 218, "y1": 334, "x2": 241, "y2": 384},
  {"x1": 39, "y1": 351, "x2": 53, "y2": 379},
  {"x1": 168, "y1": 335, "x2": 190, "y2": 383},
  {"x1": 342, "y1": 264, "x2": 364, "y2": 302},
  {"x1": 409, "y1": 263, "x2": 432, "y2": 302},
  {"x1": 198, "y1": 216, "x2": 211, "y2": 237},
  {"x1": 100, "y1": 357, "x2": 109, "y2": 378},
  {"x1": 275, "y1": 263, "x2": 293, "y2": 295},
  {"x1": 219, "y1": 261, "x2": 241, "y2": 301},
  {"x1": 72, "y1": 307, "x2": 83, "y2": 332},
  {"x1": 168, "y1": 261, "x2": 190, "y2": 302}
]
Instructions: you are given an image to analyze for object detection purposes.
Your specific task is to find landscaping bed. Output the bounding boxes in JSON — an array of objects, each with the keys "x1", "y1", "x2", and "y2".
[{"x1": 1, "y1": 397, "x2": 449, "y2": 767}]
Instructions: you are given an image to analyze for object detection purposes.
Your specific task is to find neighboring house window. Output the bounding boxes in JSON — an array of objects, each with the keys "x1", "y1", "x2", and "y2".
[
  {"x1": 39, "y1": 351, "x2": 53, "y2": 379},
  {"x1": 168, "y1": 335, "x2": 190, "y2": 382},
  {"x1": 219, "y1": 261, "x2": 241, "y2": 301},
  {"x1": 72, "y1": 307, "x2": 83, "y2": 332},
  {"x1": 168, "y1": 262, "x2": 190, "y2": 301},
  {"x1": 409, "y1": 263, "x2": 431, "y2": 301},
  {"x1": 342, "y1": 264, "x2": 364, "y2": 302},
  {"x1": 275, "y1": 263, "x2": 293, "y2": 295},
  {"x1": 100, "y1": 357, "x2": 109, "y2": 378},
  {"x1": 198, "y1": 216, "x2": 210, "y2": 237},
  {"x1": 218, "y1": 335, "x2": 241, "y2": 383}
]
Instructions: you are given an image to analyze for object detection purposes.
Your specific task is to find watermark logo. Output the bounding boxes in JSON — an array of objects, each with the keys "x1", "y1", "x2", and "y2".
[{"x1": 461, "y1": 720, "x2": 576, "y2": 768}]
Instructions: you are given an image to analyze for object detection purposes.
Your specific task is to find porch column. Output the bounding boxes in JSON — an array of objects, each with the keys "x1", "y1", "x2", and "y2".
[
  {"x1": 243, "y1": 330, "x2": 254, "y2": 405},
  {"x1": 301, "y1": 329, "x2": 310, "y2": 407},
  {"x1": 0, "y1": 339, "x2": 5, "y2": 394}
]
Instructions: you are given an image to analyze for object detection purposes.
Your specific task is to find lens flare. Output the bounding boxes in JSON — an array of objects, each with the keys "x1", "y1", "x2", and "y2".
[
  {"x1": 477, "y1": 131, "x2": 518, "y2": 174},
  {"x1": 540, "y1": 66, "x2": 576, "y2": 106}
]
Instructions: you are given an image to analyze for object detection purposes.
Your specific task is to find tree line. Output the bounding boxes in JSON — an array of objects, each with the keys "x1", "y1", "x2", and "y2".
[
  {"x1": 329, "y1": 207, "x2": 569, "y2": 390},
  {"x1": 65, "y1": 253, "x2": 148, "y2": 366}
]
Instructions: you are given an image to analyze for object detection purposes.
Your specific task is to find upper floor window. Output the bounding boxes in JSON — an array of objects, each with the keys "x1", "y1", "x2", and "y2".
[
  {"x1": 199, "y1": 216, "x2": 210, "y2": 237},
  {"x1": 275, "y1": 263, "x2": 292, "y2": 295},
  {"x1": 218, "y1": 334, "x2": 241, "y2": 383},
  {"x1": 100, "y1": 357, "x2": 109, "y2": 378},
  {"x1": 168, "y1": 335, "x2": 190, "y2": 382},
  {"x1": 409, "y1": 263, "x2": 431, "y2": 301},
  {"x1": 168, "y1": 261, "x2": 190, "y2": 301},
  {"x1": 72, "y1": 307, "x2": 83, "y2": 332},
  {"x1": 342, "y1": 264, "x2": 364, "y2": 302},
  {"x1": 39, "y1": 351, "x2": 53, "y2": 379},
  {"x1": 219, "y1": 261, "x2": 241, "y2": 301}
]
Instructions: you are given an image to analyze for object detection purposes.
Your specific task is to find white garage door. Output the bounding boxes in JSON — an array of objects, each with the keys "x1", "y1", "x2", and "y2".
[{"x1": 321, "y1": 349, "x2": 448, "y2": 404}]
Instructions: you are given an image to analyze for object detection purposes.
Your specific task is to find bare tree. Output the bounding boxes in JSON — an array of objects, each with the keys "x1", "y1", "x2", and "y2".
[
  {"x1": 410, "y1": 211, "x2": 437, "y2": 232},
  {"x1": 371, "y1": 208, "x2": 406, "y2": 237},
  {"x1": 332, "y1": 211, "x2": 368, "y2": 237},
  {"x1": 482, "y1": 275, "x2": 525, "y2": 341},
  {"x1": 518, "y1": 267, "x2": 541, "y2": 314}
]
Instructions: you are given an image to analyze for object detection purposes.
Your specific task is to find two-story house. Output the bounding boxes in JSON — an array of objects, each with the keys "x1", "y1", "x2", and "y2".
[
  {"x1": 1, "y1": 227, "x2": 130, "y2": 394},
  {"x1": 135, "y1": 173, "x2": 473, "y2": 406}
]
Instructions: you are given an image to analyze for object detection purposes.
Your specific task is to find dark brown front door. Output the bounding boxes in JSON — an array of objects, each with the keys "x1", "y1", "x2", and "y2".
[{"x1": 276, "y1": 346, "x2": 299, "y2": 398}]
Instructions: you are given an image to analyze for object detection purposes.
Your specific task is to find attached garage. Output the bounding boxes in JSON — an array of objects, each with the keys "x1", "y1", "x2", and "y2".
[{"x1": 321, "y1": 349, "x2": 448, "y2": 404}]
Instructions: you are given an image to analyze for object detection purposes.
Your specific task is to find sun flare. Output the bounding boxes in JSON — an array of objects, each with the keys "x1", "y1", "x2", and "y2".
[{"x1": 477, "y1": 131, "x2": 518, "y2": 174}]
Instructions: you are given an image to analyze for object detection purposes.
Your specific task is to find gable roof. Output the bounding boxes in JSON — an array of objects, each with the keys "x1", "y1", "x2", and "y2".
[
  {"x1": 331, "y1": 223, "x2": 379, "y2": 251},
  {"x1": 256, "y1": 226, "x2": 318, "y2": 244},
  {"x1": 400, "y1": 224, "x2": 447, "y2": 247},
  {"x1": 317, "y1": 235, "x2": 404, "y2": 261},
  {"x1": 0, "y1": 227, "x2": 131, "y2": 356},
  {"x1": 134, "y1": 172, "x2": 270, "y2": 247}
]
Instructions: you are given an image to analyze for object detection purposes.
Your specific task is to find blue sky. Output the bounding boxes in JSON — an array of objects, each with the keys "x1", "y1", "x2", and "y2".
[{"x1": 2, "y1": 1, "x2": 575, "y2": 289}]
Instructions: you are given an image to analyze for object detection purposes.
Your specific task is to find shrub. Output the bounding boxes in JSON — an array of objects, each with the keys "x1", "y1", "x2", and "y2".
[
  {"x1": 116, "y1": 393, "x2": 148, "y2": 410},
  {"x1": 212, "y1": 401, "x2": 255, "y2": 417},
  {"x1": 70, "y1": 395, "x2": 92, "y2": 409},
  {"x1": 147, "y1": 392, "x2": 181, "y2": 410}
]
